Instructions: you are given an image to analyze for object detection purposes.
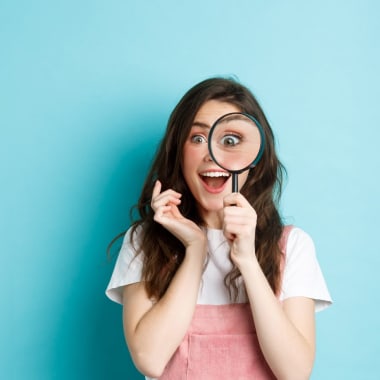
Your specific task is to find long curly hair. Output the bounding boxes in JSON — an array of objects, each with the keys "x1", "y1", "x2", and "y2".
[{"x1": 115, "y1": 77, "x2": 286, "y2": 301}]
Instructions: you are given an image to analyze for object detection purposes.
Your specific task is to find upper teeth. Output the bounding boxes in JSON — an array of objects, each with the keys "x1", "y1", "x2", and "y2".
[{"x1": 201, "y1": 172, "x2": 230, "y2": 177}]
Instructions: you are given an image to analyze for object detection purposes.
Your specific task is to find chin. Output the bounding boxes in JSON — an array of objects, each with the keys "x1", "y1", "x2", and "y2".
[{"x1": 199, "y1": 199, "x2": 224, "y2": 213}]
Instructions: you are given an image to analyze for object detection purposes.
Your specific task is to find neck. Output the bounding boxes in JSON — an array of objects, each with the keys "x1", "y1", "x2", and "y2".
[{"x1": 200, "y1": 209, "x2": 224, "y2": 229}]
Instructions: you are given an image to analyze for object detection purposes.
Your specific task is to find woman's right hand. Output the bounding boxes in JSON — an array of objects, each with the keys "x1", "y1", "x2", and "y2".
[{"x1": 151, "y1": 180, "x2": 206, "y2": 250}]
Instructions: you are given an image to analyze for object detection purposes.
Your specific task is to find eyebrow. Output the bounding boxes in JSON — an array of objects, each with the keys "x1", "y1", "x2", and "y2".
[{"x1": 191, "y1": 121, "x2": 211, "y2": 129}]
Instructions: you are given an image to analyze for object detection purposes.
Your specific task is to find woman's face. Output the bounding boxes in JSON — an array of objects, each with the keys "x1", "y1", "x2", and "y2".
[{"x1": 182, "y1": 100, "x2": 249, "y2": 227}]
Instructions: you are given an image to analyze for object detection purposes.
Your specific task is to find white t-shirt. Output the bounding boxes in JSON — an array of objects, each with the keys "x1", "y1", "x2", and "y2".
[{"x1": 106, "y1": 226, "x2": 332, "y2": 311}]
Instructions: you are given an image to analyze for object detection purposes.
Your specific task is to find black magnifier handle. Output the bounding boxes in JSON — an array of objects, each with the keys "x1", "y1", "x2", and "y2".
[{"x1": 232, "y1": 173, "x2": 238, "y2": 193}]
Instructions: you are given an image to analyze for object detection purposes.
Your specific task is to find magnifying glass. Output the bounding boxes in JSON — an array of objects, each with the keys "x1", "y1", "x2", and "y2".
[{"x1": 208, "y1": 112, "x2": 265, "y2": 193}]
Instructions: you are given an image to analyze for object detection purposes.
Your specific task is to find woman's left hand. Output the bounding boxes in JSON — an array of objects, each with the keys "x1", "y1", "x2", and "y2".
[{"x1": 223, "y1": 192, "x2": 258, "y2": 267}]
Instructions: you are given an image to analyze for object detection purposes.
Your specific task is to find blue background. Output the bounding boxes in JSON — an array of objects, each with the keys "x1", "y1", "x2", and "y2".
[{"x1": 2, "y1": 1, "x2": 379, "y2": 379}]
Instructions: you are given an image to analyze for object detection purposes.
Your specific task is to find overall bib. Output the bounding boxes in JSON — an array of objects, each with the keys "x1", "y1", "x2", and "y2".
[{"x1": 159, "y1": 226, "x2": 292, "y2": 380}]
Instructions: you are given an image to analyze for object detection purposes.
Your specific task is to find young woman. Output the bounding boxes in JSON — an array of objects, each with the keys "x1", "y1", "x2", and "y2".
[{"x1": 106, "y1": 77, "x2": 332, "y2": 380}]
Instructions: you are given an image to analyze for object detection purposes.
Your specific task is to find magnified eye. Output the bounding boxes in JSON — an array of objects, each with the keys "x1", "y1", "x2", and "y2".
[
  {"x1": 220, "y1": 134, "x2": 241, "y2": 147},
  {"x1": 190, "y1": 134, "x2": 207, "y2": 144}
]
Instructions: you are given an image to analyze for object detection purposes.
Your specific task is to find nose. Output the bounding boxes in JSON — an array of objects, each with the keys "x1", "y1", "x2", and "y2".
[{"x1": 203, "y1": 149, "x2": 213, "y2": 162}]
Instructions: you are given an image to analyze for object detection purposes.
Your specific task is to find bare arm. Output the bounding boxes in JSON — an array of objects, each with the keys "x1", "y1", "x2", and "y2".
[
  {"x1": 240, "y1": 262, "x2": 315, "y2": 380},
  {"x1": 223, "y1": 193, "x2": 315, "y2": 380},
  {"x1": 122, "y1": 181, "x2": 207, "y2": 378},
  {"x1": 122, "y1": 242, "x2": 205, "y2": 378}
]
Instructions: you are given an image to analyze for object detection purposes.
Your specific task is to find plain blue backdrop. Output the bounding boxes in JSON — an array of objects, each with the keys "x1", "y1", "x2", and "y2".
[{"x1": 2, "y1": 1, "x2": 379, "y2": 379}]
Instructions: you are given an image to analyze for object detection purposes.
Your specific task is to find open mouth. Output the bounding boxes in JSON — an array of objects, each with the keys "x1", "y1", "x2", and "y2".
[{"x1": 199, "y1": 171, "x2": 230, "y2": 190}]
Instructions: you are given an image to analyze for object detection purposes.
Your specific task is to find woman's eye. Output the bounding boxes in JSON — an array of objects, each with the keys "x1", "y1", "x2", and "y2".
[
  {"x1": 220, "y1": 134, "x2": 241, "y2": 146},
  {"x1": 190, "y1": 134, "x2": 207, "y2": 144}
]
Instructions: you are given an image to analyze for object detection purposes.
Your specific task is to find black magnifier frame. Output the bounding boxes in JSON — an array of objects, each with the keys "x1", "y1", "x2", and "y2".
[{"x1": 207, "y1": 112, "x2": 266, "y2": 193}]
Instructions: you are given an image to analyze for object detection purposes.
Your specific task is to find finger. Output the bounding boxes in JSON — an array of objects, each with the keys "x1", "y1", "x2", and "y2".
[
  {"x1": 169, "y1": 204, "x2": 183, "y2": 219},
  {"x1": 151, "y1": 182, "x2": 182, "y2": 210},
  {"x1": 152, "y1": 180, "x2": 162, "y2": 199},
  {"x1": 152, "y1": 192, "x2": 181, "y2": 211},
  {"x1": 224, "y1": 201, "x2": 256, "y2": 219},
  {"x1": 153, "y1": 205, "x2": 172, "y2": 220},
  {"x1": 223, "y1": 227, "x2": 237, "y2": 244},
  {"x1": 153, "y1": 185, "x2": 182, "y2": 203},
  {"x1": 223, "y1": 192, "x2": 251, "y2": 208},
  {"x1": 224, "y1": 221, "x2": 254, "y2": 237},
  {"x1": 224, "y1": 209, "x2": 257, "y2": 224},
  {"x1": 224, "y1": 209, "x2": 257, "y2": 229}
]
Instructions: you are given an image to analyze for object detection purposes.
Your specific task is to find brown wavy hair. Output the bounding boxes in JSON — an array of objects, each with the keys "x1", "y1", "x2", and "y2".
[{"x1": 113, "y1": 77, "x2": 286, "y2": 301}]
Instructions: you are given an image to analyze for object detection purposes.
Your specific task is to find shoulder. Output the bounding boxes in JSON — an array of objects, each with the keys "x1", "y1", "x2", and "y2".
[
  {"x1": 281, "y1": 226, "x2": 333, "y2": 311},
  {"x1": 283, "y1": 226, "x2": 318, "y2": 275},
  {"x1": 119, "y1": 224, "x2": 143, "y2": 257},
  {"x1": 105, "y1": 225, "x2": 145, "y2": 304},
  {"x1": 286, "y1": 227, "x2": 315, "y2": 256}
]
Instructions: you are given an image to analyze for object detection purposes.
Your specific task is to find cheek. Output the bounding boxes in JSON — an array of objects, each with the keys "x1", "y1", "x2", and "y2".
[
  {"x1": 182, "y1": 144, "x2": 201, "y2": 168},
  {"x1": 181, "y1": 144, "x2": 195, "y2": 178}
]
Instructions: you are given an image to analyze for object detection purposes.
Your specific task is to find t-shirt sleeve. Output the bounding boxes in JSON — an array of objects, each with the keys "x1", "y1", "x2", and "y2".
[
  {"x1": 280, "y1": 227, "x2": 332, "y2": 312},
  {"x1": 105, "y1": 227, "x2": 144, "y2": 305}
]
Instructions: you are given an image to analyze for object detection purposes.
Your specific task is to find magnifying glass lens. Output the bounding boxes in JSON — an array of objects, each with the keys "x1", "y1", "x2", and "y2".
[{"x1": 209, "y1": 113, "x2": 264, "y2": 172}]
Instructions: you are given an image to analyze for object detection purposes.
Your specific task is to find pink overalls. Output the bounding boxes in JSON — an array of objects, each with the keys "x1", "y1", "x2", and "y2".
[{"x1": 159, "y1": 226, "x2": 292, "y2": 380}]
